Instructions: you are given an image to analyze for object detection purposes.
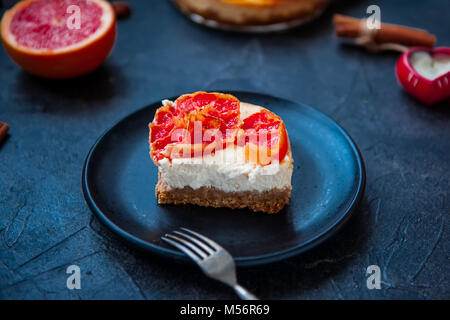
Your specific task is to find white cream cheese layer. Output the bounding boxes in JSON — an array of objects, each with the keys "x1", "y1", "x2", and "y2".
[{"x1": 158, "y1": 146, "x2": 293, "y2": 193}]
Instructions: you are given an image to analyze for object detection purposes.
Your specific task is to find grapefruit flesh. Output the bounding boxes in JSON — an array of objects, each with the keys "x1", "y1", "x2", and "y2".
[
  {"x1": 10, "y1": 0, "x2": 103, "y2": 50},
  {"x1": 242, "y1": 108, "x2": 288, "y2": 165},
  {"x1": 1, "y1": 0, "x2": 116, "y2": 78},
  {"x1": 149, "y1": 92, "x2": 242, "y2": 163},
  {"x1": 149, "y1": 92, "x2": 288, "y2": 166}
]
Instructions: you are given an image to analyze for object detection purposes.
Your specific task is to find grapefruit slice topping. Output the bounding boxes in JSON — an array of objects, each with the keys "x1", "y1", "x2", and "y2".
[
  {"x1": 242, "y1": 109, "x2": 288, "y2": 165},
  {"x1": 9, "y1": 0, "x2": 103, "y2": 50},
  {"x1": 149, "y1": 92, "x2": 242, "y2": 163},
  {"x1": 175, "y1": 92, "x2": 241, "y2": 130},
  {"x1": 149, "y1": 92, "x2": 288, "y2": 166}
]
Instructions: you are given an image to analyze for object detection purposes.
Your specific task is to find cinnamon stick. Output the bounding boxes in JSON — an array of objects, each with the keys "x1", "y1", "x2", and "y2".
[
  {"x1": 111, "y1": 2, "x2": 131, "y2": 19},
  {"x1": 333, "y1": 14, "x2": 436, "y2": 48},
  {"x1": 0, "y1": 121, "x2": 9, "y2": 142}
]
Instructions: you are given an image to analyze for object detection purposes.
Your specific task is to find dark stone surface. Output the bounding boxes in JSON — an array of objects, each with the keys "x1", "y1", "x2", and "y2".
[{"x1": 0, "y1": 0, "x2": 449, "y2": 299}]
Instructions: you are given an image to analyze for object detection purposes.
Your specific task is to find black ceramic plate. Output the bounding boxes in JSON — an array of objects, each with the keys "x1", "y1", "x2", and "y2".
[{"x1": 82, "y1": 92, "x2": 365, "y2": 266}]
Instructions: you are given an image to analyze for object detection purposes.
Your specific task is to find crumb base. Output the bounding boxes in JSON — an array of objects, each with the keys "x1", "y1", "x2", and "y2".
[{"x1": 156, "y1": 179, "x2": 291, "y2": 214}]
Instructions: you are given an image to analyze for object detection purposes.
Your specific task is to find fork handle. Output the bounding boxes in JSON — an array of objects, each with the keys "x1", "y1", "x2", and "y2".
[{"x1": 233, "y1": 284, "x2": 259, "y2": 300}]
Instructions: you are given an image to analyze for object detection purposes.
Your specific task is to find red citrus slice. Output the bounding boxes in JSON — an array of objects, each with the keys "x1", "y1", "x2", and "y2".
[
  {"x1": 1, "y1": 0, "x2": 116, "y2": 79},
  {"x1": 242, "y1": 109, "x2": 288, "y2": 165},
  {"x1": 175, "y1": 92, "x2": 241, "y2": 131},
  {"x1": 149, "y1": 92, "x2": 242, "y2": 164}
]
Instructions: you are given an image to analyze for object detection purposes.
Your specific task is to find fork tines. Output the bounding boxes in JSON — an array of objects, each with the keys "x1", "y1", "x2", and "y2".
[{"x1": 162, "y1": 228, "x2": 219, "y2": 262}]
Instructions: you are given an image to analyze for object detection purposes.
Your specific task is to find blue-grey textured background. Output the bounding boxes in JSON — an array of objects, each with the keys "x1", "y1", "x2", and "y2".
[{"x1": 0, "y1": 0, "x2": 449, "y2": 299}]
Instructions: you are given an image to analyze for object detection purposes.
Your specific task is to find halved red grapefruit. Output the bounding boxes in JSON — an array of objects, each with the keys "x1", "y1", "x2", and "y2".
[{"x1": 1, "y1": 0, "x2": 116, "y2": 79}]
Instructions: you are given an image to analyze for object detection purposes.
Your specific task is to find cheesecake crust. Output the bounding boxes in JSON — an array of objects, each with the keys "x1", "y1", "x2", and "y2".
[{"x1": 156, "y1": 176, "x2": 291, "y2": 214}]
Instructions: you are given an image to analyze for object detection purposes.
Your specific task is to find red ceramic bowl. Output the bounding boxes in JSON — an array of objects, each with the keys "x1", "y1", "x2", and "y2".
[{"x1": 396, "y1": 47, "x2": 450, "y2": 105}]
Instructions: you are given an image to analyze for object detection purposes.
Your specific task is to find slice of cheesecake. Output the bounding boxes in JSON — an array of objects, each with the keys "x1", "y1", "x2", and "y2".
[{"x1": 149, "y1": 92, "x2": 293, "y2": 213}]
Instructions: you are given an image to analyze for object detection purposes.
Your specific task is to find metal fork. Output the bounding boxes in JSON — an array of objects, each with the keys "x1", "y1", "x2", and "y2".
[{"x1": 162, "y1": 228, "x2": 259, "y2": 300}]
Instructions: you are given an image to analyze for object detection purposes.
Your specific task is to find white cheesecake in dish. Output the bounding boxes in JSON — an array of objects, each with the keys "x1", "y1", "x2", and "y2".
[{"x1": 149, "y1": 92, "x2": 293, "y2": 213}]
